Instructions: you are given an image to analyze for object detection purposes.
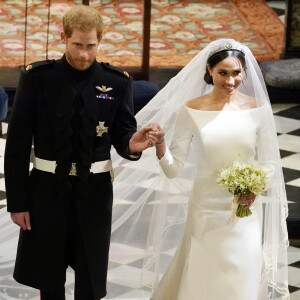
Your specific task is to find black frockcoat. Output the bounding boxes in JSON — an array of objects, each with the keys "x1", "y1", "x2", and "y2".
[{"x1": 4, "y1": 56, "x2": 141, "y2": 298}]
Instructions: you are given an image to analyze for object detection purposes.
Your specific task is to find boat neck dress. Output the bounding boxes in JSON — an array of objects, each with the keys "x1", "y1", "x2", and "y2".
[{"x1": 151, "y1": 104, "x2": 268, "y2": 300}]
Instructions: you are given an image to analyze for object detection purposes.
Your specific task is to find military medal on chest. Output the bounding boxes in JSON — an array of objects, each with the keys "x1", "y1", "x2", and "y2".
[
  {"x1": 95, "y1": 85, "x2": 114, "y2": 100},
  {"x1": 96, "y1": 121, "x2": 108, "y2": 137}
]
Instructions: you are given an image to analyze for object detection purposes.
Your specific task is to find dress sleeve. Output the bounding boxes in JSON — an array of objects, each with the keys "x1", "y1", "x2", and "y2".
[{"x1": 159, "y1": 106, "x2": 192, "y2": 178}]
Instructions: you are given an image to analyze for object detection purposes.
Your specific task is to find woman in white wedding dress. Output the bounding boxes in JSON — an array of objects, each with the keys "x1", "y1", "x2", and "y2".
[
  {"x1": 144, "y1": 40, "x2": 289, "y2": 300},
  {"x1": 150, "y1": 42, "x2": 269, "y2": 300}
]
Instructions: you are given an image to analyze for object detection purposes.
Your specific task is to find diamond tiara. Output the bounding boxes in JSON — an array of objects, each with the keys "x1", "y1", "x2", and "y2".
[{"x1": 208, "y1": 42, "x2": 245, "y2": 60}]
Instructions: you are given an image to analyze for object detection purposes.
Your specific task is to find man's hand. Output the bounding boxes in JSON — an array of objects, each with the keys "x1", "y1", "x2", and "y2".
[
  {"x1": 129, "y1": 123, "x2": 164, "y2": 153},
  {"x1": 11, "y1": 212, "x2": 31, "y2": 230}
]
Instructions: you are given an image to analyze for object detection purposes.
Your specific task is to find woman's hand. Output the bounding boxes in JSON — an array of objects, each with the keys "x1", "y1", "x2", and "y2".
[
  {"x1": 237, "y1": 193, "x2": 256, "y2": 209},
  {"x1": 149, "y1": 123, "x2": 166, "y2": 159}
]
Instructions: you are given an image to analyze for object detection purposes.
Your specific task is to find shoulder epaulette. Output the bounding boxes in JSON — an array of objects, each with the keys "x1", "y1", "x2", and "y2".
[
  {"x1": 101, "y1": 62, "x2": 130, "y2": 78},
  {"x1": 23, "y1": 59, "x2": 55, "y2": 72}
]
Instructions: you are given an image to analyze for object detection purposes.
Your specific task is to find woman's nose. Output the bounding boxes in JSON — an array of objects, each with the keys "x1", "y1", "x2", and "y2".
[{"x1": 226, "y1": 76, "x2": 234, "y2": 84}]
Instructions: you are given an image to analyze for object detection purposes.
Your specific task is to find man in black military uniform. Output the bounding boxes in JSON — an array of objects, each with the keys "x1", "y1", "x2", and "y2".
[{"x1": 4, "y1": 5, "x2": 163, "y2": 300}]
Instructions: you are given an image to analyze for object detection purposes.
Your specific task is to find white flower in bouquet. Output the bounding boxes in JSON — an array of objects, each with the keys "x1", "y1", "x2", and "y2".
[{"x1": 216, "y1": 161, "x2": 267, "y2": 220}]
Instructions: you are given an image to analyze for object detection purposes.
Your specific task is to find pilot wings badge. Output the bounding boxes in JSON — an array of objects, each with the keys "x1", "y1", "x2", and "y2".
[{"x1": 95, "y1": 85, "x2": 114, "y2": 100}]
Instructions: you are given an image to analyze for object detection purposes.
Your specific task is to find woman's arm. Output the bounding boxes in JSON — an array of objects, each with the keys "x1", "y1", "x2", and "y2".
[{"x1": 155, "y1": 106, "x2": 192, "y2": 179}]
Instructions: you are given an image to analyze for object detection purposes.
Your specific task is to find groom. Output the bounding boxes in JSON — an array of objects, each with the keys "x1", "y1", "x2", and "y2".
[{"x1": 4, "y1": 5, "x2": 163, "y2": 300}]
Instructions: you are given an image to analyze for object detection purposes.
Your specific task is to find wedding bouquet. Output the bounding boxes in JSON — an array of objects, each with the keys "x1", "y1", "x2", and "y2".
[{"x1": 216, "y1": 161, "x2": 267, "y2": 219}]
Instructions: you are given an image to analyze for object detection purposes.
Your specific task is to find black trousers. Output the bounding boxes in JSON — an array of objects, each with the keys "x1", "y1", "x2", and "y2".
[{"x1": 41, "y1": 186, "x2": 96, "y2": 300}]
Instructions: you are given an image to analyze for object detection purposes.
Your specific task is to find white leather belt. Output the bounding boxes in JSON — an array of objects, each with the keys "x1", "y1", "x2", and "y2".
[{"x1": 33, "y1": 156, "x2": 112, "y2": 176}]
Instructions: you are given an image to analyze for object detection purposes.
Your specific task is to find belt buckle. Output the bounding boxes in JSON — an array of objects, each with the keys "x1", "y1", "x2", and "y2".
[{"x1": 69, "y1": 163, "x2": 77, "y2": 176}]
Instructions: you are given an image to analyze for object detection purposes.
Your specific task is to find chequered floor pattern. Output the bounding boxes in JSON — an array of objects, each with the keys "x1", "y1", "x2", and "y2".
[{"x1": 0, "y1": 103, "x2": 299, "y2": 299}]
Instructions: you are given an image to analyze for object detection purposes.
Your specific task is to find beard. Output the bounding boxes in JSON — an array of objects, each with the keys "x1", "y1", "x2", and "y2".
[{"x1": 66, "y1": 52, "x2": 94, "y2": 71}]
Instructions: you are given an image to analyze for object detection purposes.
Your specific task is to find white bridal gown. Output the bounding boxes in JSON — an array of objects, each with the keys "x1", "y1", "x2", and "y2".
[{"x1": 151, "y1": 104, "x2": 268, "y2": 300}]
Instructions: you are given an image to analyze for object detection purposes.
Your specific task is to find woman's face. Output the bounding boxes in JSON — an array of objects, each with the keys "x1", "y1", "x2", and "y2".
[{"x1": 209, "y1": 56, "x2": 244, "y2": 95}]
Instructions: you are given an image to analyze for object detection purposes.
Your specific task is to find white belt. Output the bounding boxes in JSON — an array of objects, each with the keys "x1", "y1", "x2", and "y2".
[{"x1": 33, "y1": 156, "x2": 112, "y2": 176}]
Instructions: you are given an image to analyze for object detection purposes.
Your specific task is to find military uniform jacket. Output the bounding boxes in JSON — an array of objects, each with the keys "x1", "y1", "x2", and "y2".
[{"x1": 4, "y1": 57, "x2": 141, "y2": 297}]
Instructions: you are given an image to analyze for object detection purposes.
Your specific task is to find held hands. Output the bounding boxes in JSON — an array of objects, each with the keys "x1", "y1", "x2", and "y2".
[
  {"x1": 151, "y1": 123, "x2": 166, "y2": 159},
  {"x1": 129, "y1": 123, "x2": 165, "y2": 153},
  {"x1": 11, "y1": 212, "x2": 31, "y2": 230}
]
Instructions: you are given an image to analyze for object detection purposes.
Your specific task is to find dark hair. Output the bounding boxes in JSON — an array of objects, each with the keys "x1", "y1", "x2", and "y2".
[{"x1": 204, "y1": 49, "x2": 246, "y2": 85}]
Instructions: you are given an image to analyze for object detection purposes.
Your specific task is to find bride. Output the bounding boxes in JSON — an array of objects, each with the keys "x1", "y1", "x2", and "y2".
[
  {"x1": 114, "y1": 38, "x2": 288, "y2": 300},
  {"x1": 148, "y1": 39, "x2": 289, "y2": 300}
]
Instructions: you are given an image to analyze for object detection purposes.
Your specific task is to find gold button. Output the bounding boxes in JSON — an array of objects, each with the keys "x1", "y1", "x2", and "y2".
[{"x1": 26, "y1": 65, "x2": 32, "y2": 71}]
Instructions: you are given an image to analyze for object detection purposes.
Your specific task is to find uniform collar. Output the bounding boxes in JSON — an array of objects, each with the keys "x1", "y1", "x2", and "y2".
[{"x1": 60, "y1": 54, "x2": 97, "y2": 80}]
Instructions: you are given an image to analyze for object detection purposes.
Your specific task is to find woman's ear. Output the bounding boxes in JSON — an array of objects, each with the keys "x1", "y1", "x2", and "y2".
[{"x1": 207, "y1": 65, "x2": 212, "y2": 76}]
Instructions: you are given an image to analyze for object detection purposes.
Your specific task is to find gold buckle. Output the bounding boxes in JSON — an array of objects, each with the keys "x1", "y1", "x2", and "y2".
[{"x1": 69, "y1": 163, "x2": 77, "y2": 176}]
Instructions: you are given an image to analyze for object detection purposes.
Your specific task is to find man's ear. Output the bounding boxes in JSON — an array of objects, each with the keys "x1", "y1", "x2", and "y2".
[{"x1": 61, "y1": 32, "x2": 66, "y2": 42}]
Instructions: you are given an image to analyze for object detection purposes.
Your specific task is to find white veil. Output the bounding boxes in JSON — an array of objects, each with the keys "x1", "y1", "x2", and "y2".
[
  {"x1": 110, "y1": 39, "x2": 289, "y2": 299},
  {"x1": 0, "y1": 39, "x2": 289, "y2": 299}
]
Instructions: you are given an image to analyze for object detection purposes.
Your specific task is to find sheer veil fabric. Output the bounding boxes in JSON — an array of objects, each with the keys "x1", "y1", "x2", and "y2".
[
  {"x1": 110, "y1": 39, "x2": 289, "y2": 299},
  {"x1": 0, "y1": 39, "x2": 289, "y2": 299}
]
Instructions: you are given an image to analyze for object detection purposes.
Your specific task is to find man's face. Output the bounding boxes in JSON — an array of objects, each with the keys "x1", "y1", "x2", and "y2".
[{"x1": 62, "y1": 28, "x2": 100, "y2": 71}]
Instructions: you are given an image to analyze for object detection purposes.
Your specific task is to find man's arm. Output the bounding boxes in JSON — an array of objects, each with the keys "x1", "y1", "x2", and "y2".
[{"x1": 4, "y1": 68, "x2": 35, "y2": 213}]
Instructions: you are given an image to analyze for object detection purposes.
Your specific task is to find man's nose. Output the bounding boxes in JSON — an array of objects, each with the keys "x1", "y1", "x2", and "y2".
[{"x1": 79, "y1": 50, "x2": 89, "y2": 60}]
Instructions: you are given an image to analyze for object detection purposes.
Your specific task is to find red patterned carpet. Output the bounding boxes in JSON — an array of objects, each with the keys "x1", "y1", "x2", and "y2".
[{"x1": 0, "y1": 0, "x2": 284, "y2": 68}]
